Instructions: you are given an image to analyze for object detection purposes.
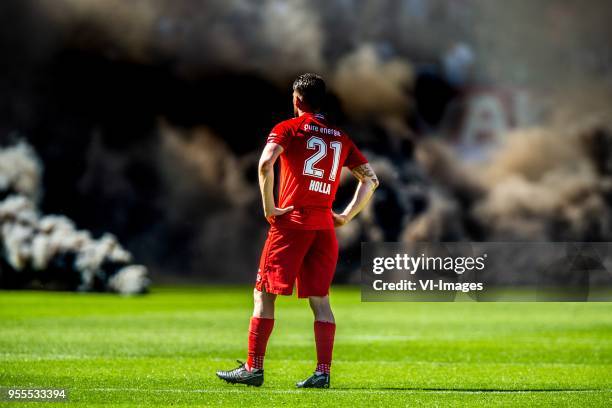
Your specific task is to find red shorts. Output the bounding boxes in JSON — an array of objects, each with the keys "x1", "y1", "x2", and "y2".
[{"x1": 256, "y1": 225, "x2": 338, "y2": 298}]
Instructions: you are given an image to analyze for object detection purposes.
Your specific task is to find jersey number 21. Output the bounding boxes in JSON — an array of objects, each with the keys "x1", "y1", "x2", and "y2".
[{"x1": 303, "y1": 136, "x2": 342, "y2": 181}]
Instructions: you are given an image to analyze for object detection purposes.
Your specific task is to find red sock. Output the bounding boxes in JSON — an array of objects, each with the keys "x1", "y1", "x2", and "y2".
[
  {"x1": 314, "y1": 321, "x2": 335, "y2": 375},
  {"x1": 246, "y1": 317, "x2": 274, "y2": 371}
]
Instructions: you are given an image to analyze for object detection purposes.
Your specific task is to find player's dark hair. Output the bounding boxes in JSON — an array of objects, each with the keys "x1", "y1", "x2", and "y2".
[{"x1": 293, "y1": 73, "x2": 326, "y2": 111}]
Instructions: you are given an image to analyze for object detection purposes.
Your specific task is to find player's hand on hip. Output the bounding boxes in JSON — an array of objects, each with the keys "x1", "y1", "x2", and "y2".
[
  {"x1": 265, "y1": 206, "x2": 294, "y2": 221},
  {"x1": 332, "y1": 212, "x2": 349, "y2": 227}
]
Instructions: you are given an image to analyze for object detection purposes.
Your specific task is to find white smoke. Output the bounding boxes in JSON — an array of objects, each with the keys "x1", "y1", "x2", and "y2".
[
  {"x1": 0, "y1": 141, "x2": 149, "y2": 294},
  {"x1": 108, "y1": 265, "x2": 149, "y2": 295},
  {"x1": 0, "y1": 141, "x2": 43, "y2": 202}
]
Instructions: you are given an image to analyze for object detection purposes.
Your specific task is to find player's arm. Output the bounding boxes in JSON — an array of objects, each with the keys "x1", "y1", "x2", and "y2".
[
  {"x1": 333, "y1": 163, "x2": 379, "y2": 227},
  {"x1": 258, "y1": 142, "x2": 294, "y2": 221}
]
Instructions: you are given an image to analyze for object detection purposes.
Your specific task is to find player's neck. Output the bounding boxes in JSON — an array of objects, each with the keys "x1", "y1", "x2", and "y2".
[{"x1": 297, "y1": 109, "x2": 321, "y2": 118}]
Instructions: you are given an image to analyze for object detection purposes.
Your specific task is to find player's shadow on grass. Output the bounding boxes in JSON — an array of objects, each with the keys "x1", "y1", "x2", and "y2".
[{"x1": 332, "y1": 387, "x2": 604, "y2": 392}]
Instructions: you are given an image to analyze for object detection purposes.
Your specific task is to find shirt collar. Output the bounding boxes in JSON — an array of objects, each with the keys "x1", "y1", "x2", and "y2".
[{"x1": 303, "y1": 112, "x2": 325, "y2": 120}]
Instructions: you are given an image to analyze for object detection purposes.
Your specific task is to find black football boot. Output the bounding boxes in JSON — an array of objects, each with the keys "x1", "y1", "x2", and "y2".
[
  {"x1": 296, "y1": 372, "x2": 330, "y2": 388},
  {"x1": 216, "y1": 360, "x2": 264, "y2": 387}
]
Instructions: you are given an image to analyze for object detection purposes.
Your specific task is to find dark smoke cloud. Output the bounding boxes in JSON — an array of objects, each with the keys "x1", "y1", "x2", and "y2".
[
  {"x1": 158, "y1": 121, "x2": 256, "y2": 209},
  {"x1": 332, "y1": 44, "x2": 413, "y2": 125},
  {"x1": 2, "y1": 0, "x2": 612, "y2": 283},
  {"x1": 406, "y1": 112, "x2": 612, "y2": 242},
  {"x1": 32, "y1": 0, "x2": 421, "y2": 124},
  {"x1": 470, "y1": 0, "x2": 612, "y2": 87}
]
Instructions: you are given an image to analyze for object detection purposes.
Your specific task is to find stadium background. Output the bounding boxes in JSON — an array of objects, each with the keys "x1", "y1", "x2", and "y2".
[
  {"x1": 1, "y1": 1, "x2": 612, "y2": 406},
  {"x1": 1, "y1": 0, "x2": 612, "y2": 289}
]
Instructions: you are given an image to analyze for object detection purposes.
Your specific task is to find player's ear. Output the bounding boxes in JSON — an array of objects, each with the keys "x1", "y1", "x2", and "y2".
[{"x1": 295, "y1": 93, "x2": 308, "y2": 111}]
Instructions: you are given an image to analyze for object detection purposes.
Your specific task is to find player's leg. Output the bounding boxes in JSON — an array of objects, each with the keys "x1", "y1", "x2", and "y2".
[
  {"x1": 247, "y1": 226, "x2": 314, "y2": 372},
  {"x1": 216, "y1": 290, "x2": 272, "y2": 387},
  {"x1": 295, "y1": 229, "x2": 338, "y2": 388},
  {"x1": 253, "y1": 287, "x2": 276, "y2": 318},
  {"x1": 217, "y1": 226, "x2": 313, "y2": 387},
  {"x1": 308, "y1": 294, "x2": 334, "y2": 323},
  {"x1": 309, "y1": 295, "x2": 336, "y2": 375},
  {"x1": 246, "y1": 288, "x2": 276, "y2": 371}
]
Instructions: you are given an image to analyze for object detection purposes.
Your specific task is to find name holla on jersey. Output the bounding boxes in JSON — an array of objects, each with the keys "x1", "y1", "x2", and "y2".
[
  {"x1": 266, "y1": 112, "x2": 368, "y2": 230},
  {"x1": 309, "y1": 179, "x2": 331, "y2": 195}
]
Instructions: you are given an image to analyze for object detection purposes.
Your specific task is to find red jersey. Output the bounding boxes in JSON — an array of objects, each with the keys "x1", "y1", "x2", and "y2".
[{"x1": 266, "y1": 112, "x2": 368, "y2": 230}]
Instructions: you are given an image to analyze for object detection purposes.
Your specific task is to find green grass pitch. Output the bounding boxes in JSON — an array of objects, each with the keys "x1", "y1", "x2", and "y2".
[{"x1": 1, "y1": 286, "x2": 611, "y2": 407}]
